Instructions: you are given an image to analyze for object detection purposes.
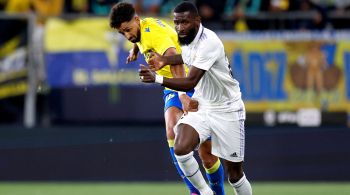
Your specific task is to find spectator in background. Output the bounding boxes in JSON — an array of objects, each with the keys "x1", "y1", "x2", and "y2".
[
  {"x1": 160, "y1": 0, "x2": 183, "y2": 16},
  {"x1": 64, "y1": 0, "x2": 90, "y2": 14},
  {"x1": 293, "y1": 0, "x2": 328, "y2": 30},
  {"x1": 5, "y1": 0, "x2": 32, "y2": 13},
  {"x1": 131, "y1": 0, "x2": 162, "y2": 16},
  {"x1": 223, "y1": 0, "x2": 262, "y2": 31},
  {"x1": 196, "y1": 0, "x2": 226, "y2": 29},
  {"x1": 64, "y1": 0, "x2": 116, "y2": 15},
  {"x1": 225, "y1": 0, "x2": 262, "y2": 17},
  {"x1": 269, "y1": 0, "x2": 289, "y2": 11},
  {"x1": 90, "y1": 0, "x2": 116, "y2": 15}
]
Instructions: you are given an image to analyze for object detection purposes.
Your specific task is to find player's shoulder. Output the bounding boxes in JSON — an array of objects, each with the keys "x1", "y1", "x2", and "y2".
[
  {"x1": 202, "y1": 27, "x2": 221, "y2": 44},
  {"x1": 142, "y1": 17, "x2": 169, "y2": 29},
  {"x1": 142, "y1": 17, "x2": 156, "y2": 25},
  {"x1": 198, "y1": 27, "x2": 223, "y2": 49}
]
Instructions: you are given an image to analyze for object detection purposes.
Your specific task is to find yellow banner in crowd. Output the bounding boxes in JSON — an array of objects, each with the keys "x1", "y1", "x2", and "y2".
[
  {"x1": 0, "y1": 22, "x2": 28, "y2": 99},
  {"x1": 223, "y1": 34, "x2": 350, "y2": 113}
]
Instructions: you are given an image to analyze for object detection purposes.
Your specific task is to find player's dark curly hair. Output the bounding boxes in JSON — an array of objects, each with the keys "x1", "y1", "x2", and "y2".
[
  {"x1": 109, "y1": 2, "x2": 135, "y2": 29},
  {"x1": 174, "y1": 1, "x2": 199, "y2": 17}
]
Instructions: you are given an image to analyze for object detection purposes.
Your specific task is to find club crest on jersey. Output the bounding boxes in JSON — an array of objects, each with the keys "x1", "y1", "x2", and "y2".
[{"x1": 145, "y1": 27, "x2": 150, "y2": 32}]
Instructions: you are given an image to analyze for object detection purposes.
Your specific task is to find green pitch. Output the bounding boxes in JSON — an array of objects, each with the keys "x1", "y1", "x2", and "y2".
[{"x1": 0, "y1": 182, "x2": 349, "y2": 195}]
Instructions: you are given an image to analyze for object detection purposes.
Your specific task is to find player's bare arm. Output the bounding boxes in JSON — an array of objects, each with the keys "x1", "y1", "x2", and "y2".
[
  {"x1": 126, "y1": 43, "x2": 139, "y2": 63},
  {"x1": 161, "y1": 48, "x2": 198, "y2": 114},
  {"x1": 148, "y1": 52, "x2": 183, "y2": 71},
  {"x1": 139, "y1": 64, "x2": 205, "y2": 92},
  {"x1": 163, "y1": 47, "x2": 185, "y2": 78}
]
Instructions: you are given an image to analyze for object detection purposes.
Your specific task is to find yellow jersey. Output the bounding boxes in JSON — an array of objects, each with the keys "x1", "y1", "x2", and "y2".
[{"x1": 136, "y1": 17, "x2": 188, "y2": 78}]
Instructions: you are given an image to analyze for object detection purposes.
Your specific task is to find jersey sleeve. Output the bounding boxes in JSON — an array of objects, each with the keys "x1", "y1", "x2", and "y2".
[{"x1": 191, "y1": 37, "x2": 220, "y2": 71}]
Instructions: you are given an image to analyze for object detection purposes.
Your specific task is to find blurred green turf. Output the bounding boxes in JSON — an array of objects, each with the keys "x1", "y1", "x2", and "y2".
[{"x1": 0, "y1": 182, "x2": 349, "y2": 195}]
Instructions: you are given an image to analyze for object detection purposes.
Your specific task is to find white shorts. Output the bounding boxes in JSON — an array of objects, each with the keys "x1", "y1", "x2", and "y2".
[{"x1": 175, "y1": 100, "x2": 246, "y2": 162}]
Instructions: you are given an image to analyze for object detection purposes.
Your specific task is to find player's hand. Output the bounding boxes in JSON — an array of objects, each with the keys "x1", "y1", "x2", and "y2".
[
  {"x1": 179, "y1": 93, "x2": 198, "y2": 115},
  {"x1": 139, "y1": 64, "x2": 155, "y2": 83},
  {"x1": 148, "y1": 52, "x2": 166, "y2": 71},
  {"x1": 126, "y1": 48, "x2": 138, "y2": 64}
]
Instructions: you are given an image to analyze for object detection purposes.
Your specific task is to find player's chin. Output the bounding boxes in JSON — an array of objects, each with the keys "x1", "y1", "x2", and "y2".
[
  {"x1": 178, "y1": 36, "x2": 191, "y2": 45},
  {"x1": 128, "y1": 38, "x2": 137, "y2": 43}
]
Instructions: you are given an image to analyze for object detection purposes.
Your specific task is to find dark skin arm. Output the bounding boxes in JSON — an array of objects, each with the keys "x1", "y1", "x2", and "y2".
[
  {"x1": 148, "y1": 52, "x2": 184, "y2": 71},
  {"x1": 139, "y1": 64, "x2": 205, "y2": 92},
  {"x1": 158, "y1": 48, "x2": 198, "y2": 113},
  {"x1": 163, "y1": 48, "x2": 185, "y2": 78}
]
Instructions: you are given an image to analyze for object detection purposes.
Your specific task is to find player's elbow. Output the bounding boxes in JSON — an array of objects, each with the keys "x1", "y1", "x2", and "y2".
[{"x1": 163, "y1": 47, "x2": 177, "y2": 56}]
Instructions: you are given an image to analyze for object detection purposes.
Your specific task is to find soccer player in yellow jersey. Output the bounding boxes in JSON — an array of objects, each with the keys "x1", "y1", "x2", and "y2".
[{"x1": 109, "y1": 2, "x2": 225, "y2": 195}]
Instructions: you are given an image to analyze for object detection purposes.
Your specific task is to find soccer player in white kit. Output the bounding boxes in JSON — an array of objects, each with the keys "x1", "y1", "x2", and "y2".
[{"x1": 139, "y1": 2, "x2": 252, "y2": 195}]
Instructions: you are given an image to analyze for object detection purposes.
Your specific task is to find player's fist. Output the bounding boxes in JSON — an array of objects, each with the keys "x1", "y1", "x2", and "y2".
[
  {"x1": 148, "y1": 52, "x2": 166, "y2": 71},
  {"x1": 179, "y1": 93, "x2": 198, "y2": 115},
  {"x1": 126, "y1": 48, "x2": 138, "y2": 63},
  {"x1": 139, "y1": 64, "x2": 155, "y2": 83}
]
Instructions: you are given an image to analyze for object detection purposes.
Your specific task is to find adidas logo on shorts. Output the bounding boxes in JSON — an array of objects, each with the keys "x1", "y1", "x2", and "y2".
[{"x1": 230, "y1": 152, "x2": 238, "y2": 157}]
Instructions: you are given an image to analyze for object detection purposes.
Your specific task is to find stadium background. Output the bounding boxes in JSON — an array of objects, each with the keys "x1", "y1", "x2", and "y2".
[{"x1": 0, "y1": 0, "x2": 349, "y2": 194}]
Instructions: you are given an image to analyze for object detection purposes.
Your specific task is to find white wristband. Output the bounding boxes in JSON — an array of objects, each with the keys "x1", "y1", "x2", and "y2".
[
  {"x1": 155, "y1": 74, "x2": 163, "y2": 84},
  {"x1": 178, "y1": 91, "x2": 186, "y2": 96}
]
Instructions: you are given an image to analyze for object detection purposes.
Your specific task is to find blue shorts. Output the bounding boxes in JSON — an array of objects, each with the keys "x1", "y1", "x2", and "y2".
[{"x1": 163, "y1": 89, "x2": 194, "y2": 112}]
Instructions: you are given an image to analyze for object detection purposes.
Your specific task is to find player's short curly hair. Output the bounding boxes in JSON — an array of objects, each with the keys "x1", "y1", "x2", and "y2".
[
  {"x1": 174, "y1": 1, "x2": 199, "y2": 17},
  {"x1": 109, "y1": 2, "x2": 135, "y2": 29}
]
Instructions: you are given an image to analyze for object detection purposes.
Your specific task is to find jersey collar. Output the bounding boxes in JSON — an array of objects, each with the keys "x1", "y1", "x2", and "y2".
[{"x1": 188, "y1": 23, "x2": 203, "y2": 47}]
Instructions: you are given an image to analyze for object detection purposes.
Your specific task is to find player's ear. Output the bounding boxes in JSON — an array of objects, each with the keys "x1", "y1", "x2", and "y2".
[
  {"x1": 134, "y1": 15, "x2": 140, "y2": 22},
  {"x1": 195, "y1": 15, "x2": 201, "y2": 23}
]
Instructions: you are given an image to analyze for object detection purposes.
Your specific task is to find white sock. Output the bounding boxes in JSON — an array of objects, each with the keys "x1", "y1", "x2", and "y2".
[
  {"x1": 229, "y1": 174, "x2": 252, "y2": 195},
  {"x1": 175, "y1": 152, "x2": 213, "y2": 195}
]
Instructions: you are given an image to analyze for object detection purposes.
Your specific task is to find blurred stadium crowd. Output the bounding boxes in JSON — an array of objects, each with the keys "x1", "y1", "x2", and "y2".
[{"x1": 0, "y1": 0, "x2": 349, "y2": 30}]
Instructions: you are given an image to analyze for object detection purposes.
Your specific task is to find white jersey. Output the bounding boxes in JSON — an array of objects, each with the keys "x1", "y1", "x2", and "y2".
[
  {"x1": 176, "y1": 25, "x2": 246, "y2": 162},
  {"x1": 181, "y1": 24, "x2": 242, "y2": 111}
]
